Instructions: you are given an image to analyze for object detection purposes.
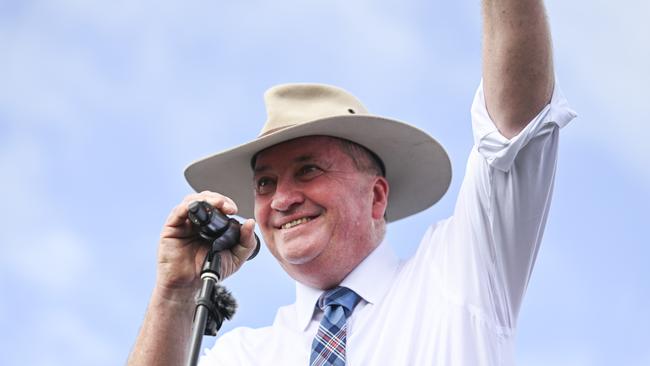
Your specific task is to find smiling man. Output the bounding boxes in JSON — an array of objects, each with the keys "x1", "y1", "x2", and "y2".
[
  {"x1": 253, "y1": 136, "x2": 389, "y2": 290},
  {"x1": 128, "y1": 1, "x2": 576, "y2": 365}
]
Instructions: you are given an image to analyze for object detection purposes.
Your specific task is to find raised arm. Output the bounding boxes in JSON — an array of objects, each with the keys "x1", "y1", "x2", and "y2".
[{"x1": 482, "y1": 0, "x2": 554, "y2": 138}]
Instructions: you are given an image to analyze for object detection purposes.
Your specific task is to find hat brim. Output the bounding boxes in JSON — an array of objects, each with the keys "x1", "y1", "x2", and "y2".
[{"x1": 184, "y1": 115, "x2": 451, "y2": 223}]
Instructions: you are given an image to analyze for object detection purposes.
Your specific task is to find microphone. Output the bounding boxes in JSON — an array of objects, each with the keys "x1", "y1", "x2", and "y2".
[{"x1": 187, "y1": 201, "x2": 261, "y2": 260}]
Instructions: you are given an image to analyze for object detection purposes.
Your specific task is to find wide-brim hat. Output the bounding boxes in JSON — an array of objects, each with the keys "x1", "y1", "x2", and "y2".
[{"x1": 184, "y1": 83, "x2": 451, "y2": 222}]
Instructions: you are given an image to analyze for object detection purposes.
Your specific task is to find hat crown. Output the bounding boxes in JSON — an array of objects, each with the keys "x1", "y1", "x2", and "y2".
[{"x1": 260, "y1": 83, "x2": 369, "y2": 136}]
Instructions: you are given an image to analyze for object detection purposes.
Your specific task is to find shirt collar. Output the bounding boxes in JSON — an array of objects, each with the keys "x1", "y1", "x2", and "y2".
[{"x1": 294, "y1": 239, "x2": 401, "y2": 331}]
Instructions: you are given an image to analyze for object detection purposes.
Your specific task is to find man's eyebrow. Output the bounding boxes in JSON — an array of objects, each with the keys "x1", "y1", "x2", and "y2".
[
  {"x1": 253, "y1": 154, "x2": 316, "y2": 173},
  {"x1": 294, "y1": 154, "x2": 315, "y2": 163},
  {"x1": 253, "y1": 164, "x2": 270, "y2": 173}
]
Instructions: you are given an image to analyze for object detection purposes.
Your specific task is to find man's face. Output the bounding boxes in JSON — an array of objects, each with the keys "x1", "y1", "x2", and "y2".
[{"x1": 253, "y1": 136, "x2": 388, "y2": 289}]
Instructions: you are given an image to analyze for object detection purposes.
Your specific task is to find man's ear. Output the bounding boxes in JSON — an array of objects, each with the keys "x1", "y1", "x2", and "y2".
[{"x1": 371, "y1": 176, "x2": 389, "y2": 220}]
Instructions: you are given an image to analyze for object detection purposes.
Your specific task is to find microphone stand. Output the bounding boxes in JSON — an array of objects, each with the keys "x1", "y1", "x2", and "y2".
[
  {"x1": 184, "y1": 201, "x2": 260, "y2": 366},
  {"x1": 186, "y1": 253, "x2": 235, "y2": 366}
]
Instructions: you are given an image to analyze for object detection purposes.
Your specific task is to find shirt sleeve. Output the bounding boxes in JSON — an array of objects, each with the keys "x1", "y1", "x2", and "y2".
[
  {"x1": 471, "y1": 79, "x2": 576, "y2": 172},
  {"x1": 419, "y1": 78, "x2": 576, "y2": 330}
]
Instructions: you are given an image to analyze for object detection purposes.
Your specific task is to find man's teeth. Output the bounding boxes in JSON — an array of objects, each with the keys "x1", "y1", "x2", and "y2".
[{"x1": 282, "y1": 217, "x2": 313, "y2": 229}]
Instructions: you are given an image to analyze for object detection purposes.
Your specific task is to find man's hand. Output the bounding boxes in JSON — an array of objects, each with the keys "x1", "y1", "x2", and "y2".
[
  {"x1": 156, "y1": 191, "x2": 257, "y2": 301},
  {"x1": 482, "y1": 0, "x2": 554, "y2": 138},
  {"x1": 128, "y1": 191, "x2": 257, "y2": 366}
]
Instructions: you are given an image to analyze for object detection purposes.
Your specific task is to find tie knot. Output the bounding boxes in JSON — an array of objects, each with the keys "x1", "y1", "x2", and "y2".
[{"x1": 318, "y1": 286, "x2": 360, "y2": 315}]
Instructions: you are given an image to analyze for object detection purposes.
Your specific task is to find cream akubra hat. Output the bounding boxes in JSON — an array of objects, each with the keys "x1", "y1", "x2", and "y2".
[{"x1": 184, "y1": 83, "x2": 451, "y2": 222}]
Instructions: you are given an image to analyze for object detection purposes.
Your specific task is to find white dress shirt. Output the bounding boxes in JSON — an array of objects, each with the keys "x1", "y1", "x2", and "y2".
[{"x1": 200, "y1": 81, "x2": 576, "y2": 365}]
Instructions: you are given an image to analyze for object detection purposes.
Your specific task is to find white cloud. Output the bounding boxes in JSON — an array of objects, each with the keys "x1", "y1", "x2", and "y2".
[
  {"x1": 0, "y1": 130, "x2": 117, "y2": 365},
  {"x1": 0, "y1": 134, "x2": 42, "y2": 196},
  {"x1": 45, "y1": 309, "x2": 117, "y2": 364},
  {"x1": 4, "y1": 229, "x2": 91, "y2": 292},
  {"x1": 0, "y1": 25, "x2": 102, "y2": 142},
  {"x1": 548, "y1": 1, "x2": 650, "y2": 182},
  {"x1": 4, "y1": 309, "x2": 118, "y2": 366},
  {"x1": 0, "y1": 133, "x2": 90, "y2": 293}
]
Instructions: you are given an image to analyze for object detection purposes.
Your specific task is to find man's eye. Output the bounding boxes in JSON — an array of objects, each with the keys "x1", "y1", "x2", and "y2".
[
  {"x1": 298, "y1": 165, "x2": 321, "y2": 177},
  {"x1": 255, "y1": 177, "x2": 275, "y2": 194}
]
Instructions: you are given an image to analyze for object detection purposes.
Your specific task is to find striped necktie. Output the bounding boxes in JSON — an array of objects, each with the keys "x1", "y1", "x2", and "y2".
[{"x1": 310, "y1": 286, "x2": 361, "y2": 366}]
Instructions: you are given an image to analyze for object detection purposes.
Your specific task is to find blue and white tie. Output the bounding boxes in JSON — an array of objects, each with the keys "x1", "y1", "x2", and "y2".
[{"x1": 310, "y1": 287, "x2": 361, "y2": 366}]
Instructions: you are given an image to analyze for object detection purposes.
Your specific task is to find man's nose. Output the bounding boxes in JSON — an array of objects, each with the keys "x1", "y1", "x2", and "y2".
[{"x1": 270, "y1": 181, "x2": 304, "y2": 212}]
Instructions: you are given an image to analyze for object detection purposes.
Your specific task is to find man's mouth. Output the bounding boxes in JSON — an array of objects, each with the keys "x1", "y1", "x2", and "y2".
[{"x1": 281, "y1": 216, "x2": 315, "y2": 230}]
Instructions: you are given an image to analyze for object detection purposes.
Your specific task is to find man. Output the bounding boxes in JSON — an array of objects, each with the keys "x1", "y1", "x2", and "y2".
[{"x1": 129, "y1": 0, "x2": 576, "y2": 365}]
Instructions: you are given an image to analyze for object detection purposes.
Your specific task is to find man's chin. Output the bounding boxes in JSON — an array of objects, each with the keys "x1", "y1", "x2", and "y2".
[
  {"x1": 280, "y1": 251, "x2": 320, "y2": 265},
  {"x1": 276, "y1": 242, "x2": 323, "y2": 266},
  {"x1": 273, "y1": 229, "x2": 327, "y2": 264}
]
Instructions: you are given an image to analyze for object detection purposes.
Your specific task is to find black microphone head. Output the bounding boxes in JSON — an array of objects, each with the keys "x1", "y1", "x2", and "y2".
[
  {"x1": 188, "y1": 201, "x2": 211, "y2": 226},
  {"x1": 213, "y1": 284, "x2": 237, "y2": 320}
]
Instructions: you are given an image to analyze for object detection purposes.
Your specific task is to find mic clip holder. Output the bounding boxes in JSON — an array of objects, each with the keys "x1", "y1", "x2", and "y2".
[{"x1": 195, "y1": 254, "x2": 228, "y2": 337}]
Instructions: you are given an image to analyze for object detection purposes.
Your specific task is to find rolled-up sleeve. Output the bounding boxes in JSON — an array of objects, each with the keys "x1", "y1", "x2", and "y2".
[
  {"x1": 472, "y1": 78, "x2": 577, "y2": 171},
  {"x1": 425, "y1": 79, "x2": 577, "y2": 330}
]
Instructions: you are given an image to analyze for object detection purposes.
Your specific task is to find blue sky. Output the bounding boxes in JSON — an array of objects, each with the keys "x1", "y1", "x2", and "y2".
[{"x1": 1, "y1": 0, "x2": 648, "y2": 365}]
